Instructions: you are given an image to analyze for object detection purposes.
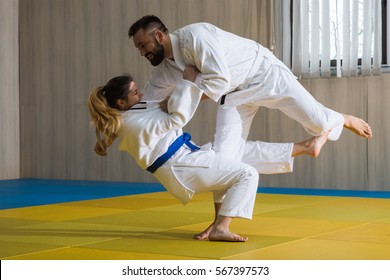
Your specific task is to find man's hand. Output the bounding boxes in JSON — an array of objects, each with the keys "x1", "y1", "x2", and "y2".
[{"x1": 159, "y1": 65, "x2": 200, "y2": 113}]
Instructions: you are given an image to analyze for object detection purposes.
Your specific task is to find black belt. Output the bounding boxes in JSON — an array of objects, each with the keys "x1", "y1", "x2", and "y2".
[{"x1": 220, "y1": 95, "x2": 227, "y2": 105}]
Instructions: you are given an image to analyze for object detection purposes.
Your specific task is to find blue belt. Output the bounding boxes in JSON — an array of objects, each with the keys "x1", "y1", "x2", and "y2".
[{"x1": 147, "y1": 133, "x2": 200, "y2": 174}]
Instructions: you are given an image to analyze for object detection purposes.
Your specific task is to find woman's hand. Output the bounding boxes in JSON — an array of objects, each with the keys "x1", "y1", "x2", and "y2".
[
  {"x1": 183, "y1": 65, "x2": 200, "y2": 83},
  {"x1": 159, "y1": 96, "x2": 170, "y2": 113}
]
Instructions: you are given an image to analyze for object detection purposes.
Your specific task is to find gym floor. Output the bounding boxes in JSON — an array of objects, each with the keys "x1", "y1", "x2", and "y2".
[{"x1": 1, "y1": 179, "x2": 390, "y2": 260}]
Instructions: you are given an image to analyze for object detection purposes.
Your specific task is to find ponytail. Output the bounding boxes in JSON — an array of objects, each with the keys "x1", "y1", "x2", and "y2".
[{"x1": 88, "y1": 86, "x2": 121, "y2": 156}]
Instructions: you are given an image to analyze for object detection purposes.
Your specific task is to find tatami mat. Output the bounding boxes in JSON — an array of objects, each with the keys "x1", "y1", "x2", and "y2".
[{"x1": 1, "y1": 180, "x2": 390, "y2": 260}]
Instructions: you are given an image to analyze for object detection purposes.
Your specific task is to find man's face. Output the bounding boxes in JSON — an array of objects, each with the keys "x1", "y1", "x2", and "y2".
[{"x1": 133, "y1": 29, "x2": 165, "y2": 66}]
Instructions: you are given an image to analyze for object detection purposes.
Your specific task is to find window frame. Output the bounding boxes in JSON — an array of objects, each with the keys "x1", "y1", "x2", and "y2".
[{"x1": 288, "y1": 0, "x2": 388, "y2": 71}]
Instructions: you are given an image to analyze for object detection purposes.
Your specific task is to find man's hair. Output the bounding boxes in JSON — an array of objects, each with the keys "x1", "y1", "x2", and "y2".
[{"x1": 128, "y1": 15, "x2": 169, "y2": 37}]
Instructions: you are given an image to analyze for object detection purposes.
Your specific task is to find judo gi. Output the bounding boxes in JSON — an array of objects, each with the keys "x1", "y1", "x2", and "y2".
[
  {"x1": 142, "y1": 22, "x2": 345, "y2": 163},
  {"x1": 117, "y1": 79, "x2": 259, "y2": 220},
  {"x1": 142, "y1": 58, "x2": 295, "y2": 174}
]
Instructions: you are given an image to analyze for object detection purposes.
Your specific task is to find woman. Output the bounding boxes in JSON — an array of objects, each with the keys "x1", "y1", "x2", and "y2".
[
  {"x1": 88, "y1": 66, "x2": 329, "y2": 242},
  {"x1": 88, "y1": 66, "x2": 262, "y2": 242}
]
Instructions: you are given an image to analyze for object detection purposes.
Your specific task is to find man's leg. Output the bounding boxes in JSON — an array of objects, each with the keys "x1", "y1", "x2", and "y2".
[{"x1": 256, "y1": 73, "x2": 371, "y2": 140}]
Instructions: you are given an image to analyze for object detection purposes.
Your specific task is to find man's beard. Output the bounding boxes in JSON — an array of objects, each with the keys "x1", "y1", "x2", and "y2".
[{"x1": 147, "y1": 39, "x2": 165, "y2": 66}]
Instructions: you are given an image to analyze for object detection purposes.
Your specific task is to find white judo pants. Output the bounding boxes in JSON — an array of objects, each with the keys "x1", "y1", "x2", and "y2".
[
  {"x1": 214, "y1": 50, "x2": 345, "y2": 165},
  {"x1": 172, "y1": 153, "x2": 259, "y2": 220}
]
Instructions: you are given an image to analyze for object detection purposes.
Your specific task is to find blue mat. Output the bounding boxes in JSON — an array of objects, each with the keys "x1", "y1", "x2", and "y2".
[
  {"x1": 259, "y1": 186, "x2": 390, "y2": 199},
  {"x1": 0, "y1": 179, "x2": 389, "y2": 210},
  {"x1": 0, "y1": 179, "x2": 165, "y2": 210}
]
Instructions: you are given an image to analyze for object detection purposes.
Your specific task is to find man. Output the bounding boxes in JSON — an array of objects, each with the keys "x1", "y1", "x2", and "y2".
[
  {"x1": 128, "y1": 15, "x2": 371, "y2": 239},
  {"x1": 128, "y1": 15, "x2": 372, "y2": 149}
]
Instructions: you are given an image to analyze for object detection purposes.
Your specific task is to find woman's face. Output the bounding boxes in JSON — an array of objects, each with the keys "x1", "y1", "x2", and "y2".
[{"x1": 120, "y1": 81, "x2": 144, "y2": 110}]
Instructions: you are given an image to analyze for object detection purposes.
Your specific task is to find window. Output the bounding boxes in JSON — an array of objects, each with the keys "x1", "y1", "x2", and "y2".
[
  {"x1": 274, "y1": 0, "x2": 383, "y2": 77},
  {"x1": 321, "y1": 0, "x2": 388, "y2": 67}
]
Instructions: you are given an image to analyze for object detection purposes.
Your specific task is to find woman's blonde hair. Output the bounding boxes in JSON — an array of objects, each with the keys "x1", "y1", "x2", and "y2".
[{"x1": 87, "y1": 75, "x2": 133, "y2": 156}]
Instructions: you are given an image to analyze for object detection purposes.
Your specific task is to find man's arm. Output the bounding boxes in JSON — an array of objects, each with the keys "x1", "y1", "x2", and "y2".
[{"x1": 179, "y1": 24, "x2": 231, "y2": 102}]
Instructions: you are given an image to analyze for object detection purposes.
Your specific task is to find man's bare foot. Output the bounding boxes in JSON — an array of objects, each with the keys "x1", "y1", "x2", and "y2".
[
  {"x1": 209, "y1": 229, "x2": 248, "y2": 242},
  {"x1": 343, "y1": 114, "x2": 373, "y2": 139},
  {"x1": 193, "y1": 223, "x2": 214, "y2": 240},
  {"x1": 293, "y1": 131, "x2": 329, "y2": 158}
]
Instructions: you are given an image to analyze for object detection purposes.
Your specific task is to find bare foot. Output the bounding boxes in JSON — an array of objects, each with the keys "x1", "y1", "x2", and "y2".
[
  {"x1": 193, "y1": 223, "x2": 214, "y2": 240},
  {"x1": 305, "y1": 130, "x2": 330, "y2": 157},
  {"x1": 209, "y1": 229, "x2": 248, "y2": 242},
  {"x1": 343, "y1": 114, "x2": 373, "y2": 139},
  {"x1": 293, "y1": 131, "x2": 329, "y2": 158}
]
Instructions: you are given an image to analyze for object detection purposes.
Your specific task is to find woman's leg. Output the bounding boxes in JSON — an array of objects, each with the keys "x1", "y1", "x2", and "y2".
[
  {"x1": 193, "y1": 202, "x2": 221, "y2": 240},
  {"x1": 174, "y1": 154, "x2": 259, "y2": 242}
]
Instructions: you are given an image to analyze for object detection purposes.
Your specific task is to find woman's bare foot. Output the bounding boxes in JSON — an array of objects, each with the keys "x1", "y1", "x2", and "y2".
[
  {"x1": 209, "y1": 228, "x2": 248, "y2": 242},
  {"x1": 293, "y1": 131, "x2": 330, "y2": 158},
  {"x1": 306, "y1": 130, "x2": 330, "y2": 157},
  {"x1": 193, "y1": 223, "x2": 214, "y2": 240},
  {"x1": 343, "y1": 114, "x2": 373, "y2": 139}
]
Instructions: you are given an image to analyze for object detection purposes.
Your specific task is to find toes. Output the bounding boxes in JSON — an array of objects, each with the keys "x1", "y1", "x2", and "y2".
[
  {"x1": 209, "y1": 230, "x2": 248, "y2": 242},
  {"x1": 236, "y1": 236, "x2": 248, "y2": 242},
  {"x1": 193, "y1": 233, "x2": 208, "y2": 240}
]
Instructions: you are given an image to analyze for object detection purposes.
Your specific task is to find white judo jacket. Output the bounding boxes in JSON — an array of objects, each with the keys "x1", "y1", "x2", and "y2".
[{"x1": 142, "y1": 22, "x2": 268, "y2": 102}]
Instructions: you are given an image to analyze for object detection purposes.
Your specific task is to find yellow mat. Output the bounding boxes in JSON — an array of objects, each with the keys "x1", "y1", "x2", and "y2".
[{"x1": 1, "y1": 192, "x2": 390, "y2": 260}]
